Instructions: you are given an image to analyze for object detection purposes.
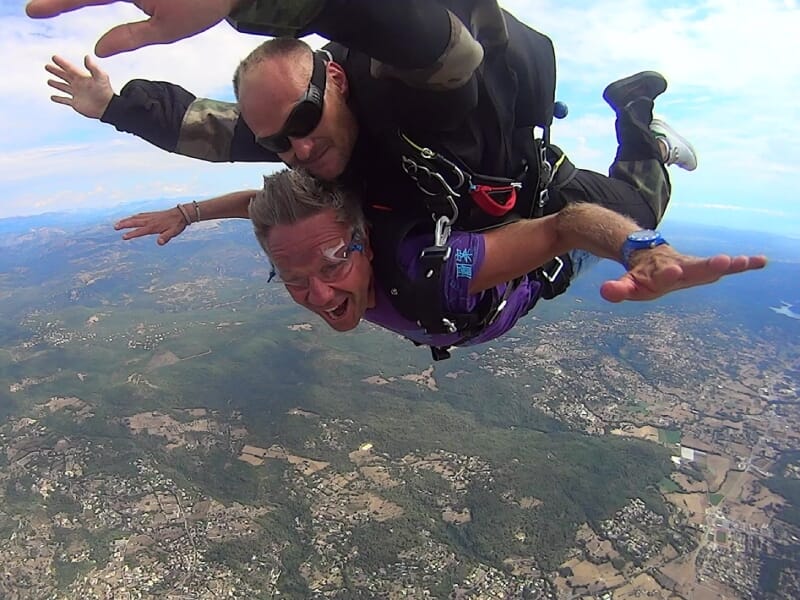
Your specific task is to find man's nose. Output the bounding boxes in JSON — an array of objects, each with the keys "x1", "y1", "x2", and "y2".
[
  {"x1": 306, "y1": 276, "x2": 335, "y2": 306},
  {"x1": 291, "y1": 137, "x2": 315, "y2": 161}
]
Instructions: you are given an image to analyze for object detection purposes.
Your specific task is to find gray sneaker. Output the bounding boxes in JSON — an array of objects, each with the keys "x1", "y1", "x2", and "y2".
[{"x1": 650, "y1": 118, "x2": 698, "y2": 171}]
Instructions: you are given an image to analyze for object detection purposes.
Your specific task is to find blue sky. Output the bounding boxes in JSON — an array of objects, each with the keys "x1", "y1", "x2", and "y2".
[{"x1": 2, "y1": 0, "x2": 799, "y2": 238}]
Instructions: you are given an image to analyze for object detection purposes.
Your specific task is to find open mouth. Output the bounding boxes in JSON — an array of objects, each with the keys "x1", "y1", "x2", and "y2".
[{"x1": 325, "y1": 298, "x2": 348, "y2": 319}]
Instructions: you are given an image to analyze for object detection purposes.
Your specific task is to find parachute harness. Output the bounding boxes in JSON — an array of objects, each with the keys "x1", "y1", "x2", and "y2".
[
  {"x1": 387, "y1": 119, "x2": 575, "y2": 360},
  {"x1": 391, "y1": 130, "x2": 562, "y2": 358}
]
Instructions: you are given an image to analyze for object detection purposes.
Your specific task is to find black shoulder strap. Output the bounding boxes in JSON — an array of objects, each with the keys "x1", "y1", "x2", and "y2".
[
  {"x1": 366, "y1": 206, "x2": 494, "y2": 337},
  {"x1": 366, "y1": 206, "x2": 425, "y2": 319}
]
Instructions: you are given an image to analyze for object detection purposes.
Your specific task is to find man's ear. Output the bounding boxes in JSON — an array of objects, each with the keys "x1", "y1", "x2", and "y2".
[{"x1": 328, "y1": 61, "x2": 348, "y2": 98}]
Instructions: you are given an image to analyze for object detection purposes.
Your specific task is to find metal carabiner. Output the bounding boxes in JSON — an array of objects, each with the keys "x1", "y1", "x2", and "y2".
[
  {"x1": 433, "y1": 214, "x2": 452, "y2": 248},
  {"x1": 430, "y1": 149, "x2": 467, "y2": 190},
  {"x1": 429, "y1": 170, "x2": 461, "y2": 199},
  {"x1": 538, "y1": 141, "x2": 553, "y2": 187},
  {"x1": 401, "y1": 156, "x2": 462, "y2": 199}
]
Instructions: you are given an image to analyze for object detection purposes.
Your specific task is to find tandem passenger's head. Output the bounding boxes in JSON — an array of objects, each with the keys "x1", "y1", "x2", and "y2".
[
  {"x1": 250, "y1": 170, "x2": 374, "y2": 332},
  {"x1": 234, "y1": 38, "x2": 359, "y2": 181}
]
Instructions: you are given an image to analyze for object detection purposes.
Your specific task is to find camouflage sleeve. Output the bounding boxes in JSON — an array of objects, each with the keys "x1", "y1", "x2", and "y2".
[
  {"x1": 178, "y1": 98, "x2": 280, "y2": 163},
  {"x1": 227, "y1": 0, "x2": 326, "y2": 37},
  {"x1": 177, "y1": 99, "x2": 240, "y2": 163},
  {"x1": 369, "y1": 10, "x2": 484, "y2": 92},
  {"x1": 101, "y1": 79, "x2": 275, "y2": 163}
]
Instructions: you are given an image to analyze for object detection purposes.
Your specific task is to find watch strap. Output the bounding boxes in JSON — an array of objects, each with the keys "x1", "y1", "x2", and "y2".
[{"x1": 622, "y1": 232, "x2": 668, "y2": 269}]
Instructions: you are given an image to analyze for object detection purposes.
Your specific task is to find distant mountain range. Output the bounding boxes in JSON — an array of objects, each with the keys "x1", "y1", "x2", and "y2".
[
  {"x1": 2, "y1": 203, "x2": 795, "y2": 258},
  {"x1": 1, "y1": 204, "x2": 796, "y2": 317}
]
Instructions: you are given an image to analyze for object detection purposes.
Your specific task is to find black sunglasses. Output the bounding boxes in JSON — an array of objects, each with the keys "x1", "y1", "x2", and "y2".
[{"x1": 255, "y1": 50, "x2": 329, "y2": 154}]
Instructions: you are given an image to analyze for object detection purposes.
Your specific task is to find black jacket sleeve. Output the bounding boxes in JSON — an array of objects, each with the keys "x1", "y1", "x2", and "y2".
[
  {"x1": 230, "y1": 0, "x2": 454, "y2": 69},
  {"x1": 100, "y1": 79, "x2": 194, "y2": 153},
  {"x1": 100, "y1": 79, "x2": 275, "y2": 163}
]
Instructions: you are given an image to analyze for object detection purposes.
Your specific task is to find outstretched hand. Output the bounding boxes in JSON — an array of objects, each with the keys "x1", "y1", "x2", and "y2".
[
  {"x1": 46, "y1": 55, "x2": 114, "y2": 119},
  {"x1": 26, "y1": 0, "x2": 238, "y2": 57},
  {"x1": 600, "y1": 245, "x2": 768, "y2": 303},
  {"x1": 114, "y1": 206, "x2": 189, "y2": 246}
]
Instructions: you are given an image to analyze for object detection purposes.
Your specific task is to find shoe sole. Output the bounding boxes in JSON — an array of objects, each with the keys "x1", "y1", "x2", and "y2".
[{"x1": 603, "y1": 71, "x2": 667, "y2": 111}]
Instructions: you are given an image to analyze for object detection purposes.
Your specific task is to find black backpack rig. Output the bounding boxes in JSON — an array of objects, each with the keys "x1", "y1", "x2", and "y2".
[
  {"x1": 366, "y1": 121, "x2": 575, "y2": 361},
  {"x1": 366, "y1": 3, "x2": 580, "y2": 360}
]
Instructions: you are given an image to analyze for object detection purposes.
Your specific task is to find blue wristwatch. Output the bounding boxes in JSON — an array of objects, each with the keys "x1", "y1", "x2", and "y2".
[{"x1": 621, "y1": 230, "x2": 668, "y2": 269}]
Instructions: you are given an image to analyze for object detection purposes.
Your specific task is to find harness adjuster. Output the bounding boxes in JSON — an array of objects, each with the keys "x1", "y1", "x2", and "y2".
[
  {"x1": 486, "y1": 299, "x2": 508, "y2": 326},
  {"x1": 420, "y1": 245, "x2": 452, "y2": 262},
  {"x1": 420, "y1": 247, "x2": 451, "y2": 280},
  {"x1": 540, "y1": 256, "x2": 564, "y2": 283},
  {"x1": 441, "y1": 318, "x2": 458, "y2": 334},
  {"x1": 535, "y1": 254, "x2": 573, "y2": 301}
]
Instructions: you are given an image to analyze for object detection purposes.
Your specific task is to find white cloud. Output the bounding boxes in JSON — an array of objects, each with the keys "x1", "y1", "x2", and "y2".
[{"x1": 2, "y1": 5, "x2": 269, "y2": 151}]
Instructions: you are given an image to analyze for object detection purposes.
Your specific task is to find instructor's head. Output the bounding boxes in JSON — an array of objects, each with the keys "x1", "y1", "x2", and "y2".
[
  {"x1": 250, "y1": 170, "x2": 374, "y2": 332},
  {"x1": 234, "y1": 39, "x2": 358, "y2": 181}
]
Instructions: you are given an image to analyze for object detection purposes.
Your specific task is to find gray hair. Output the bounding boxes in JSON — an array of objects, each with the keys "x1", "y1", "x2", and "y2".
[
  {"x1": 233, "y1": 38, "x2": 312, "y2": 100},
  {"x1": 250, "y1": 169, "x2": 366, "y2": 258}
]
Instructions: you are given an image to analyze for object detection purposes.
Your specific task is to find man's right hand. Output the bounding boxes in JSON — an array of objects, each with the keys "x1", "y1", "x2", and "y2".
[
  {"x1": 114, "y1": 206, "x2": 189, "y2": 246},
  {"x1": 600, "y1": 245, "x2": 768, "y2": 303},
  {"x1": 46, "y1": 55, "x2": 114, "y2": 119},
  {"x1": 26, "y1": 0, "x2": 240, "y2": 57}
]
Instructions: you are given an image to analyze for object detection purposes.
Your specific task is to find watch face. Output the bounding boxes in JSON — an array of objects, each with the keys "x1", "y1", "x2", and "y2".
[{"x1": 628, "y1": 230, "x2": 660, "y2": 243}]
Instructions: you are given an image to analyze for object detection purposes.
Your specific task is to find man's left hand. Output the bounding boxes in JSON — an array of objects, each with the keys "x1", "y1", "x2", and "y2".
[
  {"x1": 46, "y1": 55, "x2": 114, "y2": 118},
  {"x1": 600, "y1": 245, "x2": 768, "y2": 303},
  {"x1": 26, "y1": 0, "x2": 239, "y2": 57}
]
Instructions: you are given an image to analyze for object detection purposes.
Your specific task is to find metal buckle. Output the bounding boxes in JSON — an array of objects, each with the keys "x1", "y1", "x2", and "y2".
[
  {"x1": 419, "y1": 215, "x2": 453, "y2": 277},
  {"x1": 537, "y1": 187, "x2": 550, "y2": 211},
  {"x1": 534, "y1": 139, "x2": 554, "y2": 214},
  {"x1": 441, "y1": 318, "x2": 458, "y2": 334},
  {"x1": 540, "y1": 160, "x2": 552, "y2": 187},
  {"x1": 541, "y1": 256, "x2": 564, "y2": 283},
  {"x1": 420, "y1": 214, "x2": 454, "y2": 255}
]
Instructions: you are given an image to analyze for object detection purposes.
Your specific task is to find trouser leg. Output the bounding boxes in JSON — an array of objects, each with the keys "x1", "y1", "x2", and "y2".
[
  {"x1": 608, "y1": 96, "x2": 671, "y2": 225},
  {"x1": 555, "y1": 97, "x2": 671, "y2": 229}
]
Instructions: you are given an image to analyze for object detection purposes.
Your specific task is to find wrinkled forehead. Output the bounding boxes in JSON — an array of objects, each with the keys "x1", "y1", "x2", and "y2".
[{"x1": 266, "y1": 210, "x2": 349, "y2": 268}]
